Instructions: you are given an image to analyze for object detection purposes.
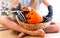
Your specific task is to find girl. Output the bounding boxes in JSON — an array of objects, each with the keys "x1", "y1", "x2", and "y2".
[{"x1": 0, "y1": 0, "x2": 59, "y2": 38}]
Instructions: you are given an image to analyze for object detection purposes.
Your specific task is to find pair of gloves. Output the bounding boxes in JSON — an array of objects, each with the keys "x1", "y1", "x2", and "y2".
[{"x1": 42, "y1": 5, "x2": 53, "y2": 23}]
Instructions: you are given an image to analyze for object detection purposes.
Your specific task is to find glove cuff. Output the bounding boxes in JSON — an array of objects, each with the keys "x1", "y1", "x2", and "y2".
[{"x1": 48, "y1": 5, "x2": 53, "y2": 16}]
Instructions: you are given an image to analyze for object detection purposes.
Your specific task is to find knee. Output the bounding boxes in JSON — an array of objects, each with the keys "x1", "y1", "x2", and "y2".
[
  {"x1": 0, "y1": 16, "x2": 7, "y2": 20},
  {"x1": 51, "y1": 25, "x2": 59, "y2": 32},
  {"x1": 0, "y1": 16, "x2": 7, "y2": 23},
  {"x1": 44, "y1": 25, "x2": 60, "y2": 33}
]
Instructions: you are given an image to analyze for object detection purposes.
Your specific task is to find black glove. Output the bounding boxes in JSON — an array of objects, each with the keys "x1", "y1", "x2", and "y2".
[
  {"x1": 48, "y1": 5, "x2": 53, "y2": 16},
  {"x1": 42, "y1": 5, "x2": 53, "y2": 23},
  {"x1": 42, "y1": 15, "x2": 52, "y2": 23}
]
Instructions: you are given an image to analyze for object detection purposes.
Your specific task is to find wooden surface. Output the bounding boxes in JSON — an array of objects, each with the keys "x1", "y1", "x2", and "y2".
[
  {"x1": 0, "y1": 24, "x2": 60, "y2": 38},
  {"x1": 0, "y1": 30, "x2": 44, "y2": 38}
]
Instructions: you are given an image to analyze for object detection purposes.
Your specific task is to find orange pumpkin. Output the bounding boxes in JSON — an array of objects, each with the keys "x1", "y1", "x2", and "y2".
[{"x1": 21, "y1": 6, "x2": 43, "y2": 24}]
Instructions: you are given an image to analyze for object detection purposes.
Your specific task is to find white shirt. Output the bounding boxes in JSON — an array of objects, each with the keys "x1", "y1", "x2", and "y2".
[{"x1": 19, "y1": 0, "x2": 42, "y2": 11}]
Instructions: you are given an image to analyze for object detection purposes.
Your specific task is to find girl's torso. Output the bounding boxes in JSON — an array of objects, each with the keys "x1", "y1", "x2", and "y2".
[{"x1": 19, "y1": 0, "x2": 42, "y2": 10}]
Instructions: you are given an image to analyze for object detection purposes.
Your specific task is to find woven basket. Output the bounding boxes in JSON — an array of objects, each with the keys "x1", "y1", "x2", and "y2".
[{"x1": 16, "y1": 16, "x2": 48, "y2": 31}]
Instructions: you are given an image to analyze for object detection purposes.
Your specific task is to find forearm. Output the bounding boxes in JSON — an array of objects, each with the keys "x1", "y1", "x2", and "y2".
[
  {"x1": 30, "y1": 0, "x2": 38, "y2": 9},
  {"x1": 42, "y1": 0, "x2": 50, "y2": 7}
]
